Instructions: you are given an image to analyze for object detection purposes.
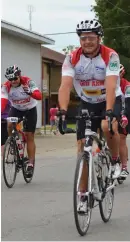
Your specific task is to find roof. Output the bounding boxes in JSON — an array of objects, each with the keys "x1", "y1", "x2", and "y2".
[
  {"x1": 41, "y1": 46, "x2": 65, "y2": 64},
  {"x1": 1, "y1": 20, "x2": 55, "y2": 45}
]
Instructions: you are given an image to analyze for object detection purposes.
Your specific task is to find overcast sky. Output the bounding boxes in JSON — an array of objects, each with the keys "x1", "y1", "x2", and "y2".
[{"x1": 2, "y1": 0, "x2": 96, "y2": 53}]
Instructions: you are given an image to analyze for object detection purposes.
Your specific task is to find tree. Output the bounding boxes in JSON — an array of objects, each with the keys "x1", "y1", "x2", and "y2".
[
  {"x1": 62, "y1": 45, "x2": 78, "y2": 55},
  {"x1": 92, "y1": 0, "x2": 130, "y2": 80}
]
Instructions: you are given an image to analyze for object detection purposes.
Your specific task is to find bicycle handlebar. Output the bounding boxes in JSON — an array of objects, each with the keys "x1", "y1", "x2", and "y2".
[{"x1": 57, "y1": 110, "x2": 114, "y2": 136}]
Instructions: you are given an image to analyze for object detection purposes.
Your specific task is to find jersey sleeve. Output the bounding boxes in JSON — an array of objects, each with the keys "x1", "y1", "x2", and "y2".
[
  {"x1": 106, "y1": 53, "x2": 120, "y2": 77},
  {"x1": 28, "y1": 80, "x2": 42, "y2": 100},
  {"x1": 62, "y1": 55, "x2": 75, "y2": 77},
  {"x1": 29, "y1": 80, "x2": 39, "y2": 92},
  {"x1": 1, "y1": 85, "x2": 9, "y2": 112}
]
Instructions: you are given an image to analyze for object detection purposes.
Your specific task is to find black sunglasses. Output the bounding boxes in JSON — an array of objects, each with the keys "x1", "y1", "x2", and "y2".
[{"x1": 9, "y1": 77, "x2": 18, "y2": 81}]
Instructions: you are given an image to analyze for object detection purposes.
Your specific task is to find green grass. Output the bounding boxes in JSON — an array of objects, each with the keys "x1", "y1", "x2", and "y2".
[
  {"x1": 67, "y1": 123, "x2": 76, "y2": 129},
  {"x1": 41, "y1": 123, "x2": 76, "y2": 130}
]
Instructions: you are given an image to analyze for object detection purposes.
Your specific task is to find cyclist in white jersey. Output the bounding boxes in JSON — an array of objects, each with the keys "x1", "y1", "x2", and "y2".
[
  {"x1": 58, "y1": 19, "x2": 122, "y2": 212},
  {"x1": 1, "y1": 65, "x2": 42, "y2": 175}
]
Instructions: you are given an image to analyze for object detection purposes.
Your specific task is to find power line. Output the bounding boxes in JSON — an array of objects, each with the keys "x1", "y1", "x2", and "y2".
[
  {"x1": 44, "y1": 26, "x2": 130, "y2": 36},
  {"x1": 106, "y1": 0, "x2": 130, "y2": 16}
]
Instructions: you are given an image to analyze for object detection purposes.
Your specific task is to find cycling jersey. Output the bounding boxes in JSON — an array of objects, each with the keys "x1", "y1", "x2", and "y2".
[
  {"x1": 62, "y1": 45, "x2": 122, "y2": 103},
  {"x1": 1, "y1": 76, "x2": 42, "y2": 112},
  {"x1": 120, "y1": 78, "x2": 130, "y2": 98}
]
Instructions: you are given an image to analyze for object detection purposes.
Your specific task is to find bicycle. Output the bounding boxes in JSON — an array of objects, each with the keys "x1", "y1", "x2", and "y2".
[
  {"x1": 2, "y1": 116, "x2": 35, "y2": 188},
  {"x1": 58, "y1": 110, "x2": 116, "y2": 236}
]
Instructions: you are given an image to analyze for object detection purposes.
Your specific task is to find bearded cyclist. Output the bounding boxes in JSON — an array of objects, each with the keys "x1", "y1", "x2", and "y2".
[
  {"x1": 119, "y1": 64, "x2": 130, "y2": 177},
  {"x1": 58, "y1": 19, "x2": 122, "y2": 212},
  {"x1": 1, "y1": 65, "x2": 42, "y2": 176}
]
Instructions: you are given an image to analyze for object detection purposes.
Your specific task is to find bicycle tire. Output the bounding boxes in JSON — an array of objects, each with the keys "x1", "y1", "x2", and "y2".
[
  {"x1": 99, "y1": 150, "x2": 114, "y2": 222},
  {"x1": 73, "y1": 152, "x2": 92, "y2": 236},
  {"x1": 3, "y1": 137, "x2": 18, "y2": 188}
]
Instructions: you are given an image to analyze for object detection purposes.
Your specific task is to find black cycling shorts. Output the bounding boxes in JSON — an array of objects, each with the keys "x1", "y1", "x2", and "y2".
[
  {"x1": 76, "y1": 96, "x2": 122, "y2": 141},
  {"x1": 8, "y1": 106, "x2": 37, "y2": 133}
]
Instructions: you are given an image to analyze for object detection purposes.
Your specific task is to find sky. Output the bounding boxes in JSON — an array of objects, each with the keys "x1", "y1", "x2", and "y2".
[{"x1": 2, "y1": 0, "x2": 96, "y2": 53}]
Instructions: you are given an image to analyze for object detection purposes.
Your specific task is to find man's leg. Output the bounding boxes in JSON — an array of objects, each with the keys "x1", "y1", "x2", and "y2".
[
  {"x1": 119, "y1": 133, "x2": 129, "y2": 177},
  {"x1": 25, "y1": 132, "x2": 35, "y2": 162},
  {"x1": 102, "y1": 96, "x2": 122, "y2": 179},
  {"x1": 77, "y1": 138, "x2": 88, "y2": 192},
  {"x1": 24, "y1": 107, "x2": 37, "y2": 173},
  {"x1": 102, "y1": 119, "x2": 120, "y2": 156}
]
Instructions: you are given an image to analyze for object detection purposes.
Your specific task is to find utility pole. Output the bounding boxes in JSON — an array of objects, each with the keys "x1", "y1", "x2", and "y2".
[{"x1": 27, "y1": 5, "x2": 34, "y2": 31}]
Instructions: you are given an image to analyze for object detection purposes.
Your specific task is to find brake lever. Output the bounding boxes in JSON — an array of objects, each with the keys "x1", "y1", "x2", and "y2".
[
  {"x1": 58, "y1": 116, "x2": 65, "y2": 135},
  {"x1": 108, "y1": 117, "x2": 114, "y2": 135}
]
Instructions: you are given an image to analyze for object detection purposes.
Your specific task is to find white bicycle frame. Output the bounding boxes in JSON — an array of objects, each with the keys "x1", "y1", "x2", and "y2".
[{"x1": 77, "y1": 128, "x2": 116, "y2": 198}]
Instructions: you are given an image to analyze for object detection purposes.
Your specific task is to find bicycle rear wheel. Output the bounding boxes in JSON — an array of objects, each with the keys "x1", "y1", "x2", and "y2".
[
  {"x1": 73, "y1": 152, "x2": 93, "y2": 236},
  {"x1": 3, "y1": 137, "x2": 18, "y2": 188},
  {"x1": 99, "y1": 151, "x2": 114, "y2": 222}
]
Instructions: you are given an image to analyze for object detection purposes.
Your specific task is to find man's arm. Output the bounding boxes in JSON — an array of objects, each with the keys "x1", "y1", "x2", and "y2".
[
  {"x1": 105, "y1": 53, "x2": 120, "y2": 111},
  {"x1": 105, "y1": 75, "x2": 117, "y2": 110},
  {"x1": 1, "y1": 85, "x2": 9, "y2": 112},
  {"x1": 58, "y1": 76, "x2": 73, "y2": 111},
  {"x1": 28, "y1": 80, "x2": 42, "y2": 100},
  {"x1": 58, "y1": 55, "x2": 75, "y2": 110}
]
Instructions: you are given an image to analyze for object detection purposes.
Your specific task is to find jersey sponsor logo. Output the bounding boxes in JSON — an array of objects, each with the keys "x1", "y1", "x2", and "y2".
[
  {"x1": 62, "y1": 63, "x2": 70, "y2": 70},
  {"x1": 109, "y1": 61, "x2": 119, "y2": 71},
  {"x1": 12, "y1": 97, "x2": 30, "y2": 104},
  {"x1": 82, "y1": 88, "x2": 106, "y2": 96},
  {"x1": 125, "y1": 86, "x2": 130, "y2": 94},
  {"x1": 75, "y1": 66, "x2": 86, "y2": 74},
  {"x1": 80, "y1": 80, "x2": 104, "y2": 87},
  {"x1": 96, "y1": 97, "x2": 106, "y2": 102},
  {"x1": 95, "y1": 66, "x2": 105, "y2": 72},
  {"x1": 125, "y1": 86, "x2": 130, "y2": 97}
]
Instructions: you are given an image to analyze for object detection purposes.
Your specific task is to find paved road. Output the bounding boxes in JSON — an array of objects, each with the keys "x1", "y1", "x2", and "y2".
[{"x1": 1, "y1": 135, "x2": 130, "y2": 241}]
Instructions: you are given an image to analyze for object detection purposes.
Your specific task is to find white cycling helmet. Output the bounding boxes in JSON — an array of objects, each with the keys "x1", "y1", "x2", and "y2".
[
  {"x1": 76, "y1": 19, "x2": 103, "y2": 37},
  {"x1": 5, "y1": 65, "x2": 21, "y2": 81},
  {"x1": 120, "y1": 64, "x2": 125, "y2": 76}
]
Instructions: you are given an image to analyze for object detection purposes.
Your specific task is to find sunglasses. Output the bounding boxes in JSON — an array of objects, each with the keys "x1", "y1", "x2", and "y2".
[
  {"x1": 80, "y1": 36, "x2": 98, "y2": 42},
  {"x1": 9, "y1": 77, "x2": 18, "y2": 81}
]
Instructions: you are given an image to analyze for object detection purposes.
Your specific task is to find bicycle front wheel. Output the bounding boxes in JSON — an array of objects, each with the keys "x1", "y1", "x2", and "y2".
[
  {"x1": 3, "y1": 137, "x2": 18, "y2": 188},
  {"x1": 99, "y1": 150, "x2": 114, "y2": 222},
  {"x1": 73, "y1": 152, "x2": 93, "y2": 236}
]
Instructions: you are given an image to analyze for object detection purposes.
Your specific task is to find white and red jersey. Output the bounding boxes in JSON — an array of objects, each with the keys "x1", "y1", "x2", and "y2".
[
  {"x1": 120, "y1": 78, "x2": 130, "y2": 98},
  {"x1": 1, "y1": 76, "x2": 42, "y2": 112},
  {"x1": 62, "y1": 45, "x2": 122, "y2": 103}
]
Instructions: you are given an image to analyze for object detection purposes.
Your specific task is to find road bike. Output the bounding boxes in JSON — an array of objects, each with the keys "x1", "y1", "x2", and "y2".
[
  {"x1": 3, "y1": 116, "x2": 35, "y2": 188},
  {"x1": 58, "y1": 110, "x2": 116, "y2": 236}
]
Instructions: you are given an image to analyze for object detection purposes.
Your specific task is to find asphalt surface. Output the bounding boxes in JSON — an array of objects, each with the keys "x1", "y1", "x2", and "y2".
[{"x1": 1, "y1": 135, "x2": 130, "y2": 241}]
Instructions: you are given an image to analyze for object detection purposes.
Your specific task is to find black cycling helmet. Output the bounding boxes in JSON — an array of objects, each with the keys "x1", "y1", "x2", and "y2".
[
  {"x1": 5, "y1": 65, "x2": 21, "y2": 80},
  {"x1": 76, "y1": 19, "x2": 103, "y2": 37}
]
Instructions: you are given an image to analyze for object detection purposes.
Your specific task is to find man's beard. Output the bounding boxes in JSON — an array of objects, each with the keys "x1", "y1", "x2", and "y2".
[{"x1": 82, "y1": 45, "x2": 100, "y2": 56}]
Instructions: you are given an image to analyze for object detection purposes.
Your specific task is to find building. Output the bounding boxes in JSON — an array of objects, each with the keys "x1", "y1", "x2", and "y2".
[
  {"x1": 1, "y1": 20, "x2": 54, "y2": 128},
  {"x1": 41, "y1": 46, "x2": 65, "y2": 124},
  {"x1": 41, "y1": 47, "x2": 79, "y2": 124}
]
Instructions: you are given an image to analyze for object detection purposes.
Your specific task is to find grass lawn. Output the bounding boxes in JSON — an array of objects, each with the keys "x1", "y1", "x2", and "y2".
[
  {"x1": 67, "y1": 123, "x2": 76, "y2": 129},
  {"x1": 41, "y1": 123, "x2": 76, "y2": 131}
]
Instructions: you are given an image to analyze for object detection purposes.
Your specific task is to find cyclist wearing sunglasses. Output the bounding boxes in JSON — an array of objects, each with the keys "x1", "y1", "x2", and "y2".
[
  {"x1": 58, "y1": 19, "x2": 122, "y2": 213},
  {"x1": 1, "y1": 65, "x2": 42, "y2": 175}
]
